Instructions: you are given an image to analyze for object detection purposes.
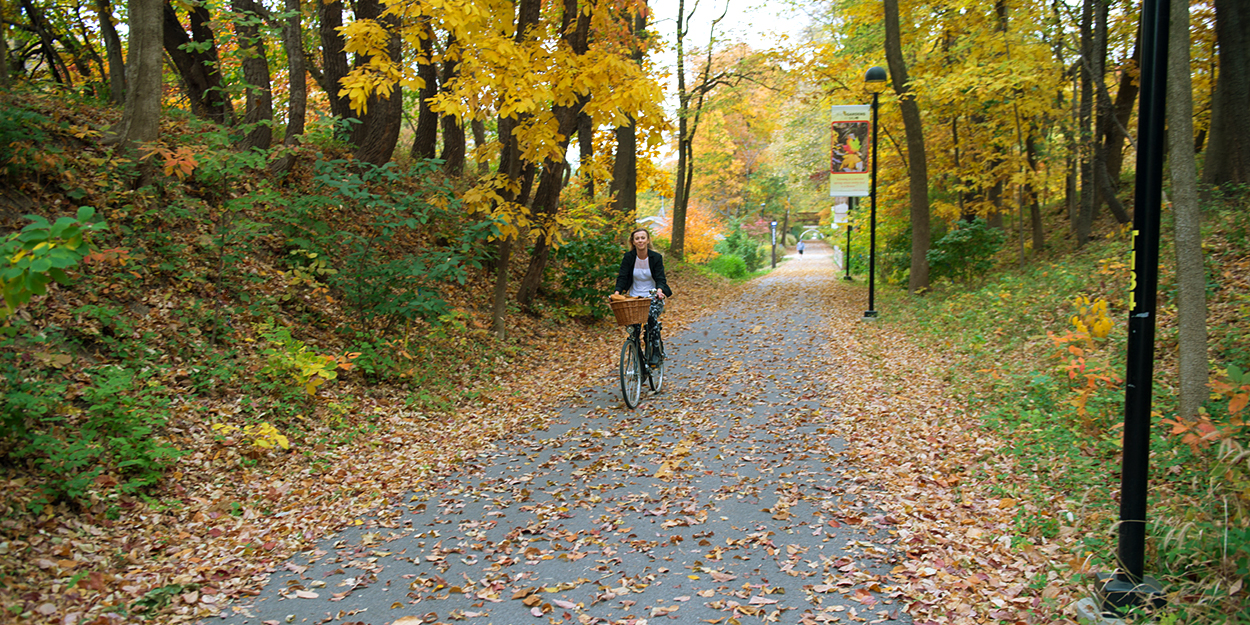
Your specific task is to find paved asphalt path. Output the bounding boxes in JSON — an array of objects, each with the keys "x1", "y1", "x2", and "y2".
[{"x1": 216, "y1": 242, "x2": 911, "y2": 625}]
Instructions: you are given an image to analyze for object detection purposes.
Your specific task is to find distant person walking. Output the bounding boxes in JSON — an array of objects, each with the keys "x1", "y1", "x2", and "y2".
[{"x1": 797, "y1": 240, "x2": 805, "y2": 257}]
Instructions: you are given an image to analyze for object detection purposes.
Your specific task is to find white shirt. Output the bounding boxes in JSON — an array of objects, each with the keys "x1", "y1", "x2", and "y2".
[{"x1": 629, "y1": 255, "x2": 656, "y2": 297}]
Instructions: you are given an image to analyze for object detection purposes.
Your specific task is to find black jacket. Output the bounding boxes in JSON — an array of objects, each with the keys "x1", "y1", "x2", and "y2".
[{"x1": 615, "y1": 250, "x2": 672, "y2": 297}]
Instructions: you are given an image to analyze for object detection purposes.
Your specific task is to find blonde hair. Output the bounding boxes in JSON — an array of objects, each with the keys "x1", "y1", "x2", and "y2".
[{"x1": 628, "y1": 228, "x2": 653, "y2": 251}]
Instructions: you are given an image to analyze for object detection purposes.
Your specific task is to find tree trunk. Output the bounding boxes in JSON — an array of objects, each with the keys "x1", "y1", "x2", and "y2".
[
  {"x1": 491, "y1": 0, "x2": 542, "y2": 338},
  {"x1": 439, "y1": 34, "x2": 466, "y2": 176},
  {"x1": 883, "y1": 0, "x2": 930, "y2": 293},
  {"x1": 1027, "y1": 134, "x2": 1044, "y2": 252},
  {"x1": 232, "y1": 0, "x2": 273, "y2": 151},
  {"x1": 611, "y1": 6, "x2": 647, "y2": 223},
  {"x1": 410, "y1": 21, "x2": 439, "y2": 161},
  {"x1": 517, "y1": 0, "x2": 591, "y2": 311},
  {"x1": 20, "y1": 0, "x2": 72, "y2": 86},
  {"x1": 0, "y1": 10, "x2": 8, "y2": 88},
  {"x1": 578, "y1": 102, "x2": 594, "y2": 197},
  {"x1": 471, "y1": 118, "x2": 488, "y2": 175},
  {"x1": 1075, "y1": 0, "x2": 1095, "y2": 245},
  {"x1": 346, "y1": 0, "x2": 402, "y2": 166},
  {"x1": 1103, "y1": 28, "x2": 1139, "y2": 189},
  {"x1": 163, "y1": 1, "x2": 233, "y2": 124},
  {"x1": 1168, "y1": 0, "x2": 1209, "y2": 421},
  {"x1": 105, "y1": 0, "x2": 162, "y2": 151},
  {"x1": 95, "y1": 0, "x2": 126, "y2": 103},
  {"x1": 1203, "y1": 0, "x2": 1250, "y2": 186},
  {"x1": 270, "y1": 0, "x2": 306, "y2": 174},
  {"x1": 317, "y1": 0, "x2": 353, "y2": 121}
]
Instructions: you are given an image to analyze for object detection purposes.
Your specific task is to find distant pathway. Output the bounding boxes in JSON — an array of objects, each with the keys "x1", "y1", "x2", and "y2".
[{"x1": 218, "y1": 240, "x2": 911, "y2": 625}]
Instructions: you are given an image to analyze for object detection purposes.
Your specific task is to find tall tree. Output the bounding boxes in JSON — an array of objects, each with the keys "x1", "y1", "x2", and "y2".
[
  {"x1": 1203, "y1": 0, "x2": 1250, "y2": 186},
  {"x1": 516, "y1": 0, "x2": 592, "y2": 311},
  {"x1": 163, "y1": 0, "x2": 234, "y2": 124},
  {"x1": 882, "y1": 0, "x2": 930, "y2": 293},
  {"x1": 438, "y1": 34, "x2": 466, "y2": 176},
  {"x1": 1075, "y1": 0, "x2": 1095, "y2": 245},
  {"x1": 270, "y1": 0, "x2": 306, "y2": 174},
  {"x1": 609, "y1": 4, "x2": 648, "y2": 219},
  {"x1": 1168, "y1": 0, "x2": 1208, "y2": 420},
  {"x1": 345, "y1": 0, "x2": 403, "y2": 166},
  {"x1": 317, "y1": 0, "x2": 353, "y2": 121},
  {"x1": 94, "y1": 0, "x2": 126, "y2": 103},
  {"x1": 20, "y1": 0, "x2": 72, "y2": 86},
  {"x1": 104, "y1": 0, "x2": 161, "y2": 151},
  {"x1": 409, "y1": 20, "x2": 439, "y2": 161},
  {"x1": 490, "y1": 0, "x2": 542, "y2": 338},
  {"x1": 671, "y1": 0, "x2": 729, "y2": 261},
  {"x1": 232, "y1": 0, "x2": 273, "y2": 151}
]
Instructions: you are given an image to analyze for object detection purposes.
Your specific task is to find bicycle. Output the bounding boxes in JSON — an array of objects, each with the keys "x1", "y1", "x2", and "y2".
[{"x1": 609, "y1": 292, "x2": 665, "y2": 409}]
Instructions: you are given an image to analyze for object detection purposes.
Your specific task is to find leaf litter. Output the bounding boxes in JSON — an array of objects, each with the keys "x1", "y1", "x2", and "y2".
[{"x1": 1, "y1": 242, "x2": 1085, "y2": 625}]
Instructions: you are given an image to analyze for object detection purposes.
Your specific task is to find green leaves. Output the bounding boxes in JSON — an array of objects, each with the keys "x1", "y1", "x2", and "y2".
[{"x1": 1, "y1": 207, "x2": 107, "y2": 329}]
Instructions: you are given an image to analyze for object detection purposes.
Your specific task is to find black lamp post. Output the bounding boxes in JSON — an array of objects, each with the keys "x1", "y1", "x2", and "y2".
[
  {"x1": 1092, "y1": 0, "x2": 1168, "y2": 615},
  {"x1": 844, "y1": 197, "x2": 854, "y2": 280},
  {"x1": 770, "y1": 220, "x2": 778, "y2": 269},
  {"x1": 864, "y1": 66, "x2": 886, "y2": 319}
]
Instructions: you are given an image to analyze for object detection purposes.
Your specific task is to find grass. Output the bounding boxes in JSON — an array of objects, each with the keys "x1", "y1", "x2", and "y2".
[{"x1": 876, "y1": 197, "x2": 1250, "y2": 622}]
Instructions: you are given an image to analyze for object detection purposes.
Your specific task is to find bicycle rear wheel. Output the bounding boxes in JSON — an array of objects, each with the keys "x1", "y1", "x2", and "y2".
[
  {"x1": 647, "y1": 335, "x2": 664, "y2": 393},
  {"x1": 619, "y1": 339, "x2": 642, "y2": 408}
]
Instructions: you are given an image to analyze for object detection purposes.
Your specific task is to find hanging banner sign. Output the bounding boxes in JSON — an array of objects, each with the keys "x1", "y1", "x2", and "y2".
[{"x1": 830, "y1": 105, "x2": 871, "y2": 198}]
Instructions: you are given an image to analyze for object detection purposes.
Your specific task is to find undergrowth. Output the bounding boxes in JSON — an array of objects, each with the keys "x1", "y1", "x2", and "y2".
[
  {"x1": 883, "y1": 194, "x2": 1250, "y2": 622},
  {"x1": 0, "y1": 88, "x2": 633, "y2": 517}
]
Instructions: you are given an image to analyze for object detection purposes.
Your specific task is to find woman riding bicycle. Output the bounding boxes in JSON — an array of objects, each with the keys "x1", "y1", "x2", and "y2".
[{"x1": 613, "y1": 228, "x2": 672, "y2": 366}]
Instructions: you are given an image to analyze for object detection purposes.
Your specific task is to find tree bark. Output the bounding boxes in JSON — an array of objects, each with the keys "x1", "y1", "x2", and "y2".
[
  {"x1": 439, "y1": 34, "x2": 466, "y2": 176},
  {"x1": 163, "y1": 1, "x2": 233, "y2": 124},
  {"x1": 1168, "y1": 0, "x2": 1208, "y2": 421},
  {"x1": 20, "y1": 0, "x2": 73, "y2": 86},
  {"x1": 317, "y1": 0, "x2": 352, "y2": 121},
  {"x1": 611, "y1": 5, "x2": 648, "y2": 224},
  {"x1": 1103, "y1": 28, "x2": 1139, "y2": 191},
  {"x1": 270, "y1": 0, "x2": 306, "y2": 174},
  {"x1": 346, "y1": 0, "x2": 402, "y2": 166},
  {"x1": 95, "y1": 0, "x2": 127, "y2": 103},
  {"x1": 409, "y1": 21, "x2": 439, "y2": 161},
  {"x1": 517, "y1": 0, "x2": 591, "y2": 311},
  {"x1": 232, "y1": 0, "x2": 273, "y2": 151},
  {"x1": 0, "y1": 10, "x2": 8, "y2": 88},
  {"x1": 1027, "y1": 134, "x2": 1045, "y2": 252},
  {"x1": 491, "y1": 0, "x2": 542, "y2": 338},
  {"x1": 883, "y1": 0, "x2": 930, "y2": 293},
  {"x1": 105, "y1": 0, "x2": 162, "y2": 151},
  {"x1": 471, "y1": 118, "x2": 488, "y2": 175},
  {"x1": 578, "y1": 101, "x2": 594, "y2": 197},
  {"x1": 671, "y1": 0, "x2": 723, "y2": 261},
  {"x1": 1203, "y1": 0, "x2": 1250, "y2": 186},
  {"x1": 1075, "y1": 0, "x2": 1094, "y2": 245}
]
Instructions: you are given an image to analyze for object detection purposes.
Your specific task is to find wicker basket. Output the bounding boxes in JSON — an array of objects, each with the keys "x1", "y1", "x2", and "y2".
[{"x1": 609, "y1": 297, "x2": 651, "y2": 326}]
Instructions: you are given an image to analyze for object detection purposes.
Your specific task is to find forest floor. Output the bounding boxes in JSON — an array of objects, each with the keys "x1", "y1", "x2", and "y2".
[{"x1": 5, "y1": 243, "x2": 1094, "y2": 625}]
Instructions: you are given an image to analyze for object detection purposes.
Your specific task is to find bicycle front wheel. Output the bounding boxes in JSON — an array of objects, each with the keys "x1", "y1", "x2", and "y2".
[
  {"x1": 647, "y1": 335, "x2": 664, "y2": 393},
  {"x1": 619, "y1": 340, "x2": 643, "y2": 408}
]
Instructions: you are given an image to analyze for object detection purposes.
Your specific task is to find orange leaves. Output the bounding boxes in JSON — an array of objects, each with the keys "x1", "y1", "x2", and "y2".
[{"x1": 138, "y1": 144, "x2": 198, "y2": 179}]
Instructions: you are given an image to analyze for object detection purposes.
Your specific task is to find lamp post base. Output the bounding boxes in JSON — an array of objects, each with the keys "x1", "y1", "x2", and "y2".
[
  {"x1": 862, "y1": 310, "x2": 878, "y2": 320},
  {"x1": 843, "y1": 275, "x2": 853, "y2": 281},
  {"x1": 1093, "y1": 571, "x2": 1166, "y2": 618}
]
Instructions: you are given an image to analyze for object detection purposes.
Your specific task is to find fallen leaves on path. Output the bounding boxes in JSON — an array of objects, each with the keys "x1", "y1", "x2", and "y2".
[
  {"x1": 818, "y1": 278, "x2": 1086, "y2": 624},
  {"x1": 0, "y1": 264, "x2": 744, "y2": 624}
]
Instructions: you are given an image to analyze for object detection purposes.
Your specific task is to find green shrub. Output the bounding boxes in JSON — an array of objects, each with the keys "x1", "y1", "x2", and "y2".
[
  {"x1": 278, "y1": 159, "x2": 495, "y2": 327},
  {"x1": 550, "y1": 228, "x2": 623, "y2": 319},
  {"x1": 16, "y1": 366, "x2": 184, "y2": 510},
  {"x1": 714, "y1": 226, "x2": 765, "y2": 272},
  {"x1": 707, "y1": 254, "x2": 747, "y2": 279},
  {"x1": 926, "y1": 218, "x2": 1007, "y2": 283},
  {"x1": 2, "y1": 207, "x2": 108, "y2": 330}
]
